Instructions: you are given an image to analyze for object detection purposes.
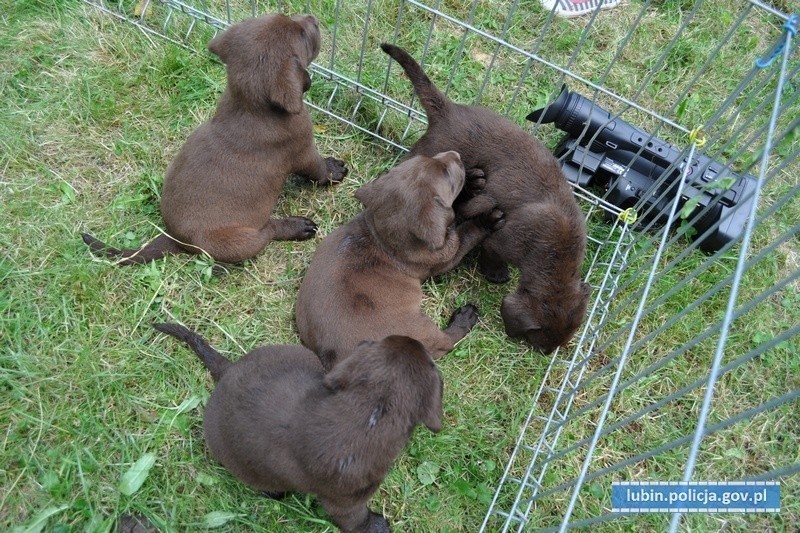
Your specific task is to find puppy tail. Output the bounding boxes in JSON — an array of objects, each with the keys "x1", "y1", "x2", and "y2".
[
  {"x1": 152, "y1": 323, "x2": 232, "y2": 381},
  {"x1": 381, "y1": 43, "x2": 450, "y2": 122},
  {"x1": 82, "y1": 232, "x2": 182, "y2": 265}
]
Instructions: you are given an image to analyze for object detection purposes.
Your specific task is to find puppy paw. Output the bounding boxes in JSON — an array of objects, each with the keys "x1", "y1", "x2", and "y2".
[
  {"x1": 325, "y1": 157, "x2": 349, "y2": 184},
  {"x1": 464, "y1": 178, "x2": 487, "y2": 196},
  {"x1": 482, "y1": 263, "x2": 511, "y2": 284},
  {"x1": 464, "y1": 167, "x2": 486, "y2": 195},
  {"x1": 465, "y1": 167, "x2": 485, "y2": 180},
  {"x1": 364, "y1": 511, "x2": 390, "y2": 533},
  {"x1": 478, "y1": 250, "x2": 511, "y2": 283},
  {"x1": 287, "y1": 216, "x2": 319, "y2": 241},
  {"x1": 477, "y1": 208, "x2": 506, "y2": 232},
  {"x1": 458, "y1": 194, "x2": 499, "y2": 220},
  {"x1": 448, "y1": 303, "x2": 479, "y2": 331}
]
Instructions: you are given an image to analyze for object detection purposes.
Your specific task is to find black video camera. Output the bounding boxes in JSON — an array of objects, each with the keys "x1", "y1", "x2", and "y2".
[{"x1": 527, "y1": 85, "x2": 758, "y2": 253}]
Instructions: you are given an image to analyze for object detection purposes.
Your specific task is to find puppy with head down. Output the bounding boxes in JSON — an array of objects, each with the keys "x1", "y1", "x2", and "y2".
[
  {"x1": 381, "y1": 44, "x2": 590, "y2": 354},
  {"x1": 83, "y1": 14, "x2": 347, "y2": 265},
  {"x1": 296, "y1": 151, "x2": 503, "y2": 370},
  {"x1": 153, "y1": 322, "x2": 443, "y2": 533}
]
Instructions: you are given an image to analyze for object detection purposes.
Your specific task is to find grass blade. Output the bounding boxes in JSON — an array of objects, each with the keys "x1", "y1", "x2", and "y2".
[{"x1": 12, "y1": 505, "x2": 69, "y2": 533}]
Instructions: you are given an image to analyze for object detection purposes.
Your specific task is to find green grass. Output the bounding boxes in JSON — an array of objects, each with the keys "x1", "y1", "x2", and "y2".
[{"x1": 1, "y1": 0, "x2": 798, "y2": 531}]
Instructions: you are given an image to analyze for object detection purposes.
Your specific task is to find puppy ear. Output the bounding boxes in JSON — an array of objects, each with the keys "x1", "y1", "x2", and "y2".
[
  {"x1": 208, "y1": 28, "x2": 233, "y2": 63},
  {"x1": 411, "y1": 195, "x2": 450, "y2": 250},
  {"x1": 322, "y1": 363, "x2": 350, "y2": 392},
  {"x1": 420, "y1": 374, "x2": 443, "y2": 433},
  {"x1": 268, "y1": 57, "x2": 308, "y2": 114},
  {"x1": 354, "y1": 179, "x2": 380, "y2": 208},
  {"x1": 572, "y1": 281, "x2": 592, "y2": 322},
  {"x1": 301, "y1": 68, "x2": 312, "y2": 93},
  {"x1": 325, "y1": 339, "x2": 382, "y2": 391},
  {"x1": 580, "y1": 281, "x2": 591, "y2": 300},
  {"x1": 501, "y1": 293, "x2": 541, "y2": 338}
]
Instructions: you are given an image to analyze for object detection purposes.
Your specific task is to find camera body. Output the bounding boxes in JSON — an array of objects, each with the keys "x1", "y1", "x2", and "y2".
[{"x1": 527, "y1": 85, "x2": 758, "y2": 253}]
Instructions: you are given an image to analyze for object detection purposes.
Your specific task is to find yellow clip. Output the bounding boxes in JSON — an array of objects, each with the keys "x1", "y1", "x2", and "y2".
[
  {"x1": 689, "y1": 126, "x2": 706, "y2": 148},
  {"x1": 619, "y1": 208, "x2": 638, "y2": 225}
]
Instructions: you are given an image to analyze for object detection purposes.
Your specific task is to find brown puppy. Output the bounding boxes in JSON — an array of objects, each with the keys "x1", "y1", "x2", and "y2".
[
  {"x1": 381, "y1": 44, "x2": 590, "y2": 355},
  {"x1": 83, "y1": 14, "x2": 347, "y2": 265},
  {"x1": 296, "y1": 151, "x2": 503, "y2": 370},
  {"x1": 153, "y1": 322, "x2": 443, "y2": 533}
]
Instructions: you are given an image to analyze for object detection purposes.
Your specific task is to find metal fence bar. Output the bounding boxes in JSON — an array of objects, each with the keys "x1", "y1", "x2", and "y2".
[
  {"x1": 556, "y1": 141, "x2": 699, "y2": 532},
  {"x1": 528, "y1": 321, "x2": 800, "y2": 477},
  {"x1": 668, "y1": 17, "x2": 797, "y2": 532},
  {"x1": 536, "y1": 456, "x2": 800, "y2": 532},
  {"x1": 492, "y1": 230, "x2": 635, "y2": 532},
  {"x1": 81, "y1": 2, "x2": 799, "y2": 530},
  {"x1": 402, "y1": 0, "x2": 690, "y2": 133},
  {"x1": 527, "y1": 388, "x2": 800, "y2": 505},
  {"x1": 480, "y1": 217, "x2": 636, "y2": 532},
  {"x1": 570, "y1": 220, "x2": 800, "y2": 401}
]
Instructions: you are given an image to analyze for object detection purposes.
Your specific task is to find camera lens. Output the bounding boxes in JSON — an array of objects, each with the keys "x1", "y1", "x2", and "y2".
[
  {"x1": 527, "y1": 85, "x2": 597, "y2": 140},
  {"x1": 527, "y1": 84, "x2": 572, "y2": 125}
]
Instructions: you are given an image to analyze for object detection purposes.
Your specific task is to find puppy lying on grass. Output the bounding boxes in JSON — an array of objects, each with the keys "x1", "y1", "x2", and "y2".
[
  {"x1": 381, "y1": 43, "x2": 590, "y2": 355},
  {"x1": 296, "y1": 151, "x2": 504, "y2": 370},
  {"x1": 83, "y1": 14, "x2": 347, "y2": 265},
  {"x1": 153, "y1": 322, "x2": 443, "y2": 533}
]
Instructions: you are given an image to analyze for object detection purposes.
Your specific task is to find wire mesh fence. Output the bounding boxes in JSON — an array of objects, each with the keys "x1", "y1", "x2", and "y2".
[{"x1": 84, "y1": 0, "x2": 798, "y2": 530}]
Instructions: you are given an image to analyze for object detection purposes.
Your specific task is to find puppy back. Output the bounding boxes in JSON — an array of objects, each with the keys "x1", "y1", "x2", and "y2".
[
  {"x1": 152, "y1": 323, "x2": 232, "y2": 381},
  {"x1": 381, "y1": 43, "x2": 450, "y2": 122},
  {"x1": 295, "y1": 220, "x2": 408, "y2": 366},
  {"x1": 299, "y1": 337, "x2": 442, "y2": 486}
]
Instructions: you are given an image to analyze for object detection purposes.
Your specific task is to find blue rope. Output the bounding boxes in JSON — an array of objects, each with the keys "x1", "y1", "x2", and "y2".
[{"x1": 756, "y1": 13, "x2": 798, "y2": 68}]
